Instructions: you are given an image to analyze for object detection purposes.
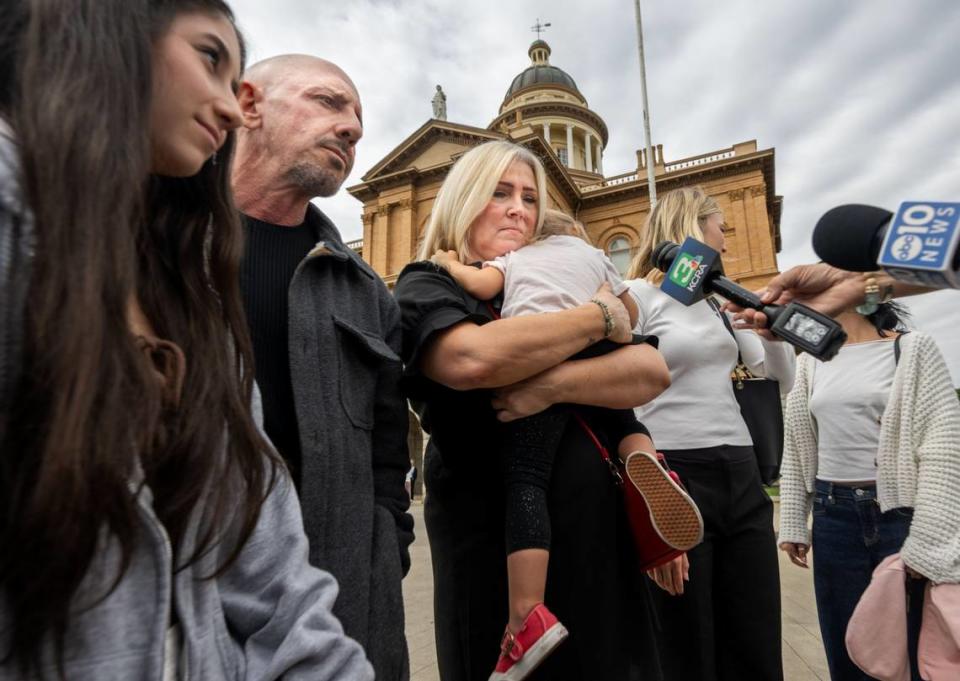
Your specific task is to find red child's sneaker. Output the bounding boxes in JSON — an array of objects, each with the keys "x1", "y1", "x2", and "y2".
[
  {"x1": 488, "y1": 603, "x2": 569, "y2": 681},
  {"x1": 622, "y1": 450, "x2": 704, "y2": 571}
]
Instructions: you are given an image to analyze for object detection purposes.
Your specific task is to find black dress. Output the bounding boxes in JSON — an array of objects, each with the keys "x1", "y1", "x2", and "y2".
[{"x1": 395, "y1": 262, "x2": 662, "y2": 681}]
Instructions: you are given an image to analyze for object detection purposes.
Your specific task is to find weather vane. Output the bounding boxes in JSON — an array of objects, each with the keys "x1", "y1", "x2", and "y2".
[{"x1": 531, "y1": 18, "x2": 551, "y2": 39}]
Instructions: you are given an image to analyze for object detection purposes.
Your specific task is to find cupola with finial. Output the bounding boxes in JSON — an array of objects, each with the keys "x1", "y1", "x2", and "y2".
[{"x1": 490, "y1": 21, "x2": 609, "y2": 181}]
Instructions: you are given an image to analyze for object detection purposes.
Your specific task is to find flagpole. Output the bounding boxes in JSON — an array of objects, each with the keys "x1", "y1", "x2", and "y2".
[{"x1": 633, "y1": 0, "x2": 657, "y2": 207}]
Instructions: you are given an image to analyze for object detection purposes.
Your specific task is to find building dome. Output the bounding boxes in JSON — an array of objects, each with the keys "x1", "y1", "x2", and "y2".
[
  {"x1": 491, "y1": 38, "x2": 608, "y2": 177},
  {"x1": 504, "y1": 65, "x2": 581, "y2": 100},
  {"x1": 503, "y1": 40, "x2": 583, "y2": 102}
]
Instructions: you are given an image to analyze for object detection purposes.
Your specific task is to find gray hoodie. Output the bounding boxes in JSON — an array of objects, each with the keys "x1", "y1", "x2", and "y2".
[{"x1": 0, "y1": 122, "x2": 374, "y2": 681}]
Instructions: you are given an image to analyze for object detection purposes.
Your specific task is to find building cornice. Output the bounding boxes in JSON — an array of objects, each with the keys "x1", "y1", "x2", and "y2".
[
  {"x1": 490, "y1": 101, "x2": 609, "y2": 147},
  {"x1": 500, "y1": 82, "x2": 587, "y2": 110}
]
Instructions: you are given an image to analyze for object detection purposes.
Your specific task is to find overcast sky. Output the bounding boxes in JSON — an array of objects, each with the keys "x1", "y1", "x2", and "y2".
[{"x1": 230, "y1": 0, "x2": 960, "y2": 383}]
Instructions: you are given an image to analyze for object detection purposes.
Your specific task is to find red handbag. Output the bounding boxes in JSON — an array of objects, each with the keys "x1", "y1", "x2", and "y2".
[{"x1": 572, "y1": 414, "x2": 703, "y2": 571}]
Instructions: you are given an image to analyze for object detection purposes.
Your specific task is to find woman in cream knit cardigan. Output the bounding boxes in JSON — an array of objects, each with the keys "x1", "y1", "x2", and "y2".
[{"x1": 779, "y1": 305, "x2": 960, "y2": 680}]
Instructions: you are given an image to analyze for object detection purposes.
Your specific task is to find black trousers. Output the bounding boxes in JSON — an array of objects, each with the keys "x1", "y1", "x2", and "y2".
[{"x1": 650, "y1": 445, "x2": 783, "y2": 681}]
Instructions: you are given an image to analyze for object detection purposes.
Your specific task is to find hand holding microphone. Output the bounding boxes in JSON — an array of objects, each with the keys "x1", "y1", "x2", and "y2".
[
  {"x1": 732, "y1": 263, "x2": 864, "y2": 326},
  {"x1": 652, "y1": 238, "x2": 847, "y2": 360}
]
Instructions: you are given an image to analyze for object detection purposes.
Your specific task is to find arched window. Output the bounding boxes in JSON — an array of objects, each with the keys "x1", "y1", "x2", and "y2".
[{"x1": 607, "y1": 236, "x2": 632, "y2": 276}]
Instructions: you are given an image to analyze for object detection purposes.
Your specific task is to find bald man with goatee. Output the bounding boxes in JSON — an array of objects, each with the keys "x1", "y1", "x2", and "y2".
[{"x1": 232, "y1": 55, "x2": 413, "y2": 681}]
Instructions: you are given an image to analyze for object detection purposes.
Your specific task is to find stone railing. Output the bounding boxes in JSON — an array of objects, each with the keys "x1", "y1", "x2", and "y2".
[
  {"x1": 581, "y1": 142, "x2": 750, "y2": 193},
  {"x1": 664, "y1": 149, "x2": 736, "y2": 172},
  {"x1": 345, "y1": 238, "x2": 363, "y2": 252},
  {"x1": 581, "y1": 172, "x2": 639, "y2": 192}
]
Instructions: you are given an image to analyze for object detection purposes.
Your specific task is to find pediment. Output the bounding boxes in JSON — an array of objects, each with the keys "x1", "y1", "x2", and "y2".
[
  {"x1": 350, "y1": 119, "x2": 584, "y2": 210},
  {"x1": 360, "y1": 120, "x2": 503, "y2": 182}
]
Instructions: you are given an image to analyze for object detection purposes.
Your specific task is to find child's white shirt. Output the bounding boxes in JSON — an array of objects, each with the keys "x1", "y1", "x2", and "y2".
[{"x1": 485, "y1": 234, "x2": 628, "y2": 318}]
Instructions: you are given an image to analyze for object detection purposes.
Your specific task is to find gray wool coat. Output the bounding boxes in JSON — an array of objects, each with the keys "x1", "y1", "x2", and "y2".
[{"x1": 284, "y1": 206, "x2": 415, "y2": 681}]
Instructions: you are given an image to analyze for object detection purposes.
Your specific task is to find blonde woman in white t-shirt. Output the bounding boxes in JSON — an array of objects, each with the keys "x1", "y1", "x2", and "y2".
[
  {"x1": 778, "y1": 305, "x2": 960, "y2": 681},
  {"x1": 624, "y1": 186, "x2": 796, "y2": 681}
]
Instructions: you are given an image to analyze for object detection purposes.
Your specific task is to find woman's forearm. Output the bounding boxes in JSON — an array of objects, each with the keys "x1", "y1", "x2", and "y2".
[
  {"x1": 488, "y1": 344, "x2": 670, "y2": 422},
  {"x1": 542, "y1": 343, "x2": 670, "y2": 409},
  {"x1": 421, "y1": 303, "x2": 610, "y2": 390}
]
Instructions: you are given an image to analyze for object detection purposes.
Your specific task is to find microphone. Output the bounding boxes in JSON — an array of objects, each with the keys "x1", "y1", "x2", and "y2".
[
  {"x1": 653, "y1": 237, "x2": 847, "y2": 361},
  {"x1": 812, "y1": 202, "x2": 960, "y2": 289}
]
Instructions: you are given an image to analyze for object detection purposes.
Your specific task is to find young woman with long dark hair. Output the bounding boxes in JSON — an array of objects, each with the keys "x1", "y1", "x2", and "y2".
[{"x1": 0, "y1": 1, "x2": 372, "y2": 678}]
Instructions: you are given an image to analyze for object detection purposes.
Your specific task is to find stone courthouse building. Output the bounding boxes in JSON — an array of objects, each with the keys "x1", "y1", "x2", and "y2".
[{"x1": 347, "y1": 38, "x2": 784, "y2": 289}]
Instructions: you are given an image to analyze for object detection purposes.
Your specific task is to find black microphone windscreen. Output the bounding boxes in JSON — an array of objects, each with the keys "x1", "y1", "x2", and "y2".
[
  {"x1": 812, "y1": 204, "x2": 893, "y2": 272},
  {"x1": 651, "y1": 240, "x2": 677, "y2": 272}
]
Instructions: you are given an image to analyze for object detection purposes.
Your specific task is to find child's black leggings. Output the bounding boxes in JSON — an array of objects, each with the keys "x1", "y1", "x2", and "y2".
[{"x1": 503, "y1": 405, "x2": 570, "y2": 554}]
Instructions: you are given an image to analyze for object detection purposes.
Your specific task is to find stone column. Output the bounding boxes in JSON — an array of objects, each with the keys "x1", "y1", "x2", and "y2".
[
  {"x1": 749, "y1": 185, "x2": 775, "y2": 272},
  {"x1": 543, "y1": 122, "x2": 551, "y2": 146},
  {"x1": 373, "y1": 203, "x2": 391, "y2": 275},
  {"x1": 597, "y1": 146, "x2": 603, "y2": 175},
  {"x1": 361, "y1": 211, "x2": 375, "y2": 266},
  {"x1": 565, "y1": 124, "x2": 574, "y2": 169},
  {"x1": 585, "y1": 132, "x2": 593, "y2": 172},
  {"x1": 725, "y1": 189, "x2": 747, "y2": 277},
  {"x1": 395, "y1": 197, "x2": 415, "y2": 274}
]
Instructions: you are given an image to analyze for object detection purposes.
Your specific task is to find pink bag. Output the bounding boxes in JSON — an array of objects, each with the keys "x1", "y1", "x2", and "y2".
[
  {"x1": 845, "y1": 554, "x2": 911, "y2": 681},
  {"x1": 845, "y1": 553, "x2": 960, "y2": 681},
  {"x1": 918, "y1": 584, "x2": 960, "y2": 680}
]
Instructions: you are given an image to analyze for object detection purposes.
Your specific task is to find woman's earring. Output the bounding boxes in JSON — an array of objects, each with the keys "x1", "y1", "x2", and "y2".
[{"x1": 210, "y1": 151, "x2": 218, "y2": 167}]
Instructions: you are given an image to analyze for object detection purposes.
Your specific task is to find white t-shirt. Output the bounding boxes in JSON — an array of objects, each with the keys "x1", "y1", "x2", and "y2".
[
  {"x1": 627, "y1": 279, "x2": 796, "y2": 451},
  {"x1": 809, "y1": 339, "x2": 897, "y2": 482},
  {"x1": 485, "y1": 234, "x2": 627, "y2": 318}
]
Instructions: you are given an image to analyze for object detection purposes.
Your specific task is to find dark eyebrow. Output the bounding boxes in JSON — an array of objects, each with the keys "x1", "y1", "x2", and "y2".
[{"x1": 201, "y1": 32, "x2": 239, "y2": 92}]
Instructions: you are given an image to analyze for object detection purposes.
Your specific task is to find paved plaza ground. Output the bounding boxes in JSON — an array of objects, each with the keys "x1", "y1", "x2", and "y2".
[{"x1": 403, "y1": 500, "x2": 830, "y2": 681}]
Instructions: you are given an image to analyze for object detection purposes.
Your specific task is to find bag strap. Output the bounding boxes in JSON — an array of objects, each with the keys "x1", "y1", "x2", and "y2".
[
  {"x1": 894, "y1": 331, "x2": 908, "y2": 365},
  {"x1": 706, "y1": 296, "x2": 753, "y2": 381},
  {"x1": 573, "y1": 413, "x2": 623, "y2": 485}
]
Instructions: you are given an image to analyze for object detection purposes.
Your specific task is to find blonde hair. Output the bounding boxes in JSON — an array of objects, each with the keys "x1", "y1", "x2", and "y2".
[
  {"x1": 538, "y1": 208, "x2": 591, "y2": 243},
  {"x1": 417, "y1": 141, "x2": 548, "y2": 262},
  {"x1": 626, "y1": 186, "x2": 721, "y2": 282}
]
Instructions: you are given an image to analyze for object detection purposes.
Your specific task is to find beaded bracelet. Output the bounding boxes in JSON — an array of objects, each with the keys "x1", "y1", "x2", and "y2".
[{"x1": 590, "y1": 298, "x2": 616, "y2": 338}]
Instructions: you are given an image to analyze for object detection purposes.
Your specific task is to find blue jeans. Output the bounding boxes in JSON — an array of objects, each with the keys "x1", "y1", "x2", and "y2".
[{"x1": 811, "y1": 480, "x2": 924, "y2": 681}]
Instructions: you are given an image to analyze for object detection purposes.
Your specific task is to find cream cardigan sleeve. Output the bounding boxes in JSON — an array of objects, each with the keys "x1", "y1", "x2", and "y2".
[
  {"x1": 887, "y1": 333, "x2": 960, "y2": 583},
  {"x1": 777, "y1": 354, "x2": 817, "y2": 546}
]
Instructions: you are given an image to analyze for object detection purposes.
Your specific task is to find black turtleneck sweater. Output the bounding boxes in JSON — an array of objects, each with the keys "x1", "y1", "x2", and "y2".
[{"x1": 239, "y1": 213, "x2": 318, "y2": 485}]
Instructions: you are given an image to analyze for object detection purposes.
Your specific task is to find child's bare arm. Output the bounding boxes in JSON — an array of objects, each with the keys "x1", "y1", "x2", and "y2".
[
  {"x1": 431, "y1": 249, "x2": 505, "y2": 300},
  {"x1": 619, "y1": 291, "x2": 639, "y2": 330}
]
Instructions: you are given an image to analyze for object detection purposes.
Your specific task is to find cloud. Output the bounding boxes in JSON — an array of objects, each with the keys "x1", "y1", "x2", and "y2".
[{"x1": 229, "y1": 0, "x2": 960, "y2": 383}]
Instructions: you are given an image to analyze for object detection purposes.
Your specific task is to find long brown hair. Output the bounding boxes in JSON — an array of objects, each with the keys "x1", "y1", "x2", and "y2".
[{"x1": 0, "y1": 0, "x2": 277, "y2": 674}]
